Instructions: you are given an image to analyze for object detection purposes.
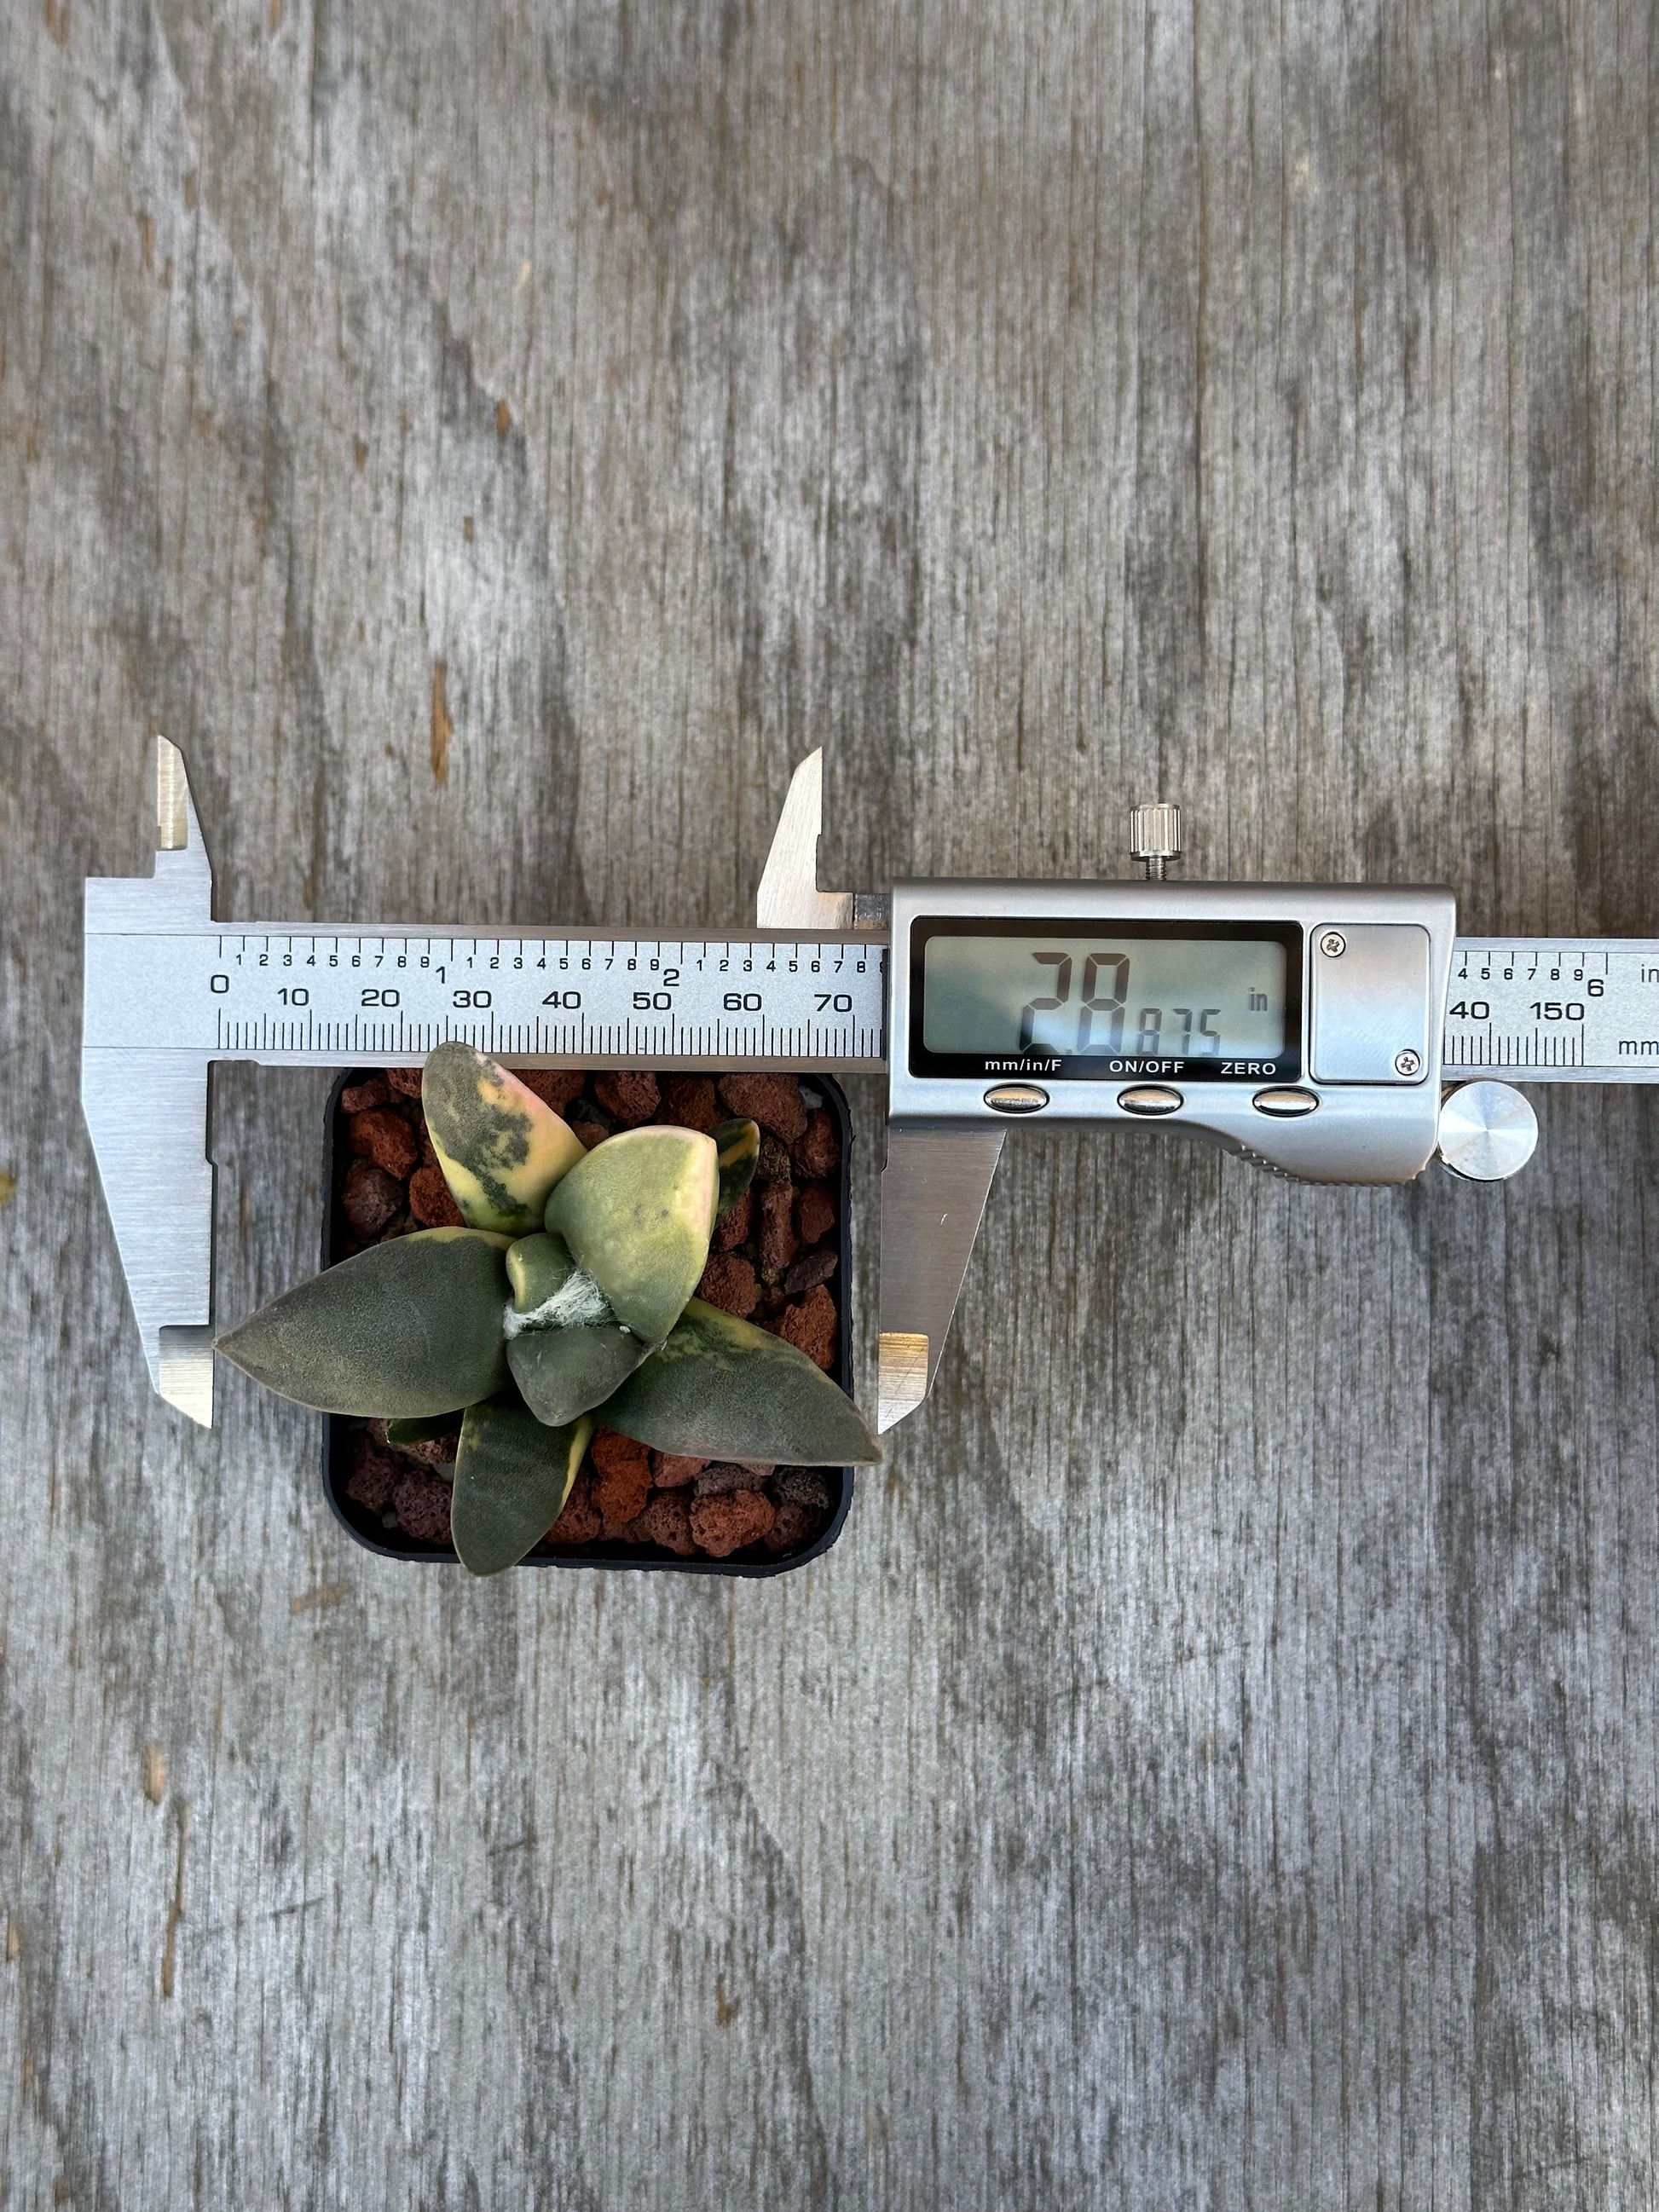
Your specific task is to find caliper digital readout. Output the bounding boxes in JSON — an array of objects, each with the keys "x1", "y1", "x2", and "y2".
[{"x1": 910, "y1": 917, "x2": 1302, "y2": 1081}]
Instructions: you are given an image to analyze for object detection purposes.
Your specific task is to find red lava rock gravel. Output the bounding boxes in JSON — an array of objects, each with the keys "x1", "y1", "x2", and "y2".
[
  {"x1": 754, "y1": 1133, "x2": 793, "y2": 1183},
  {"x1": 696, "y1": 1252, "x2": 758, "y2": 1317},
  {"x1": 656, "y1": 1075, "x2": 721, "y2": 1130},
  {"x1": 718, "y1": 1073, "x2": 808, "y2": 1144},
  {"x1": 795, "y1": 1181, "x2": 835, "y2": 1246},
  {"x1": 339, "y1": 1074, "x2": 391, "y2": 1113},
  {"x1": 593, "y1": 1070, "x2": 661, "y2": 1126},
  {"x1": 408, "y1": 1164, "x2": 465, "y2": 1227},
  {"x1": 369, "y1": 1418, "x2": 457, "y2": 1468},
  {"x1": 694, "y1": 1461, "x2": 774, "y2": 1495},
  {"x1": 568, "y1": 1107, "x2": 612, "y2": 1150},
  {"x1": 650, "y1": 1453, "x2": 707, "y2": 1487},
  {"x1": 712, "y1": 1187, "x2": 754, "y2": 1252},
  {"x1": 348, "y1": 1107, "x2": 419, "y2": 1179},
  {"x1": 782, "y1": 1247, "x2": 837, "y2": 1296},
  {"x1": 385, "y1": 1067, "x2": 424, "y2": 1100},
  {"x1": 772, "y1": 1282, "x2": 837, "y2": 1370},
  {"x1": 691, "y1": 1488, "x2": 777, "y2": 1557},
  {"x1": 547, "y1": 1470, "x2": 603, "y2": 1545},
  {"x1": 638, "y1": 1493, "x2": 697, "y2": 1556},
  {"x1": 772, "y1": 1467, "x2": 834, "y2": 1510},
  {"x1": 590, "y1": 1430, "x2": 653, "y2": 1525},
  {"x1": 791, "y1": 1110, "x2": 841, "y2": 1179},
  {"x1": 512, "y1": 1068, "x2": 587, "y2": 1111},
  {"x1": 345, "y1": 1435, "x2": 402, "y2": 1512},
  {"x1": 392, "y1": 1465, "x2": 454, "y2": 1544},
  {"x1": 342, "y1": 1159, "x2": 404, "y2": 1239},
  {"x1": 764, "y1": 1500, "x2": 820, "y2": 1553},
  {"x1": 757, "y1": 1182, "x2": 800, "y2": 1276}
]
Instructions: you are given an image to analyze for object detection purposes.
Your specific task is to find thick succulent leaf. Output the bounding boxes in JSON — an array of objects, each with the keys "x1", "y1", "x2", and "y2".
[
  {"x1": 506, "y1": 1322, "x2": 650, "y2": 1427},
  {"x1": 505, "y1": 1229, "x2": 579, "y2": 1313},
  {"x1": 422, "y1": 1042, "x2": 586, "y2": 1233},
  {"x1": 544, "y1": 1127, "x2": 719, "y2": 1343},
  {"x1": 384, "y1": 1411, "x2": 463, "y2": 1446},
  {"x1": 451, "y1": 1395, "x2": 592, "y2": 1576},
  {"x1": 711, "y1": 1118, "x2": 760, "y2": 1222},
  {"x1": 501, "y1": 1231, "x2": 645, "y2": 1424},
  {"x1": 216, "y1": 1229, "x2": 513, "y2": 1415},
  {"x1": 598, "y1": 1298, "x2": 882, "y2": 1464},
  {"x1": 503, "y1": 1231, "x2": 608, "y2": 1325}
]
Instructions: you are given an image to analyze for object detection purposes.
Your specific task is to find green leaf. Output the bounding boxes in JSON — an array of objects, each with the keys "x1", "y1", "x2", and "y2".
[
  {"x1": 504, "y1": 1230, "x2": 582, "y2": 1314},
  {"x1": 384, "y1": 1411, "x2": 463, "y2": 1446},
  {"x1": 216, "y1": 1228, "x2": 513, "y2": 1416},
  {"x1": 544, "y1": 1126, "x2": 718, "y2": 1343},
  {"x1": 500, "y1": 1229, "x2": 650, "y2": 1423},
  {"x1": 451, "y1": 1395, "x2": 593, "y2": 1575},
  {"x1": 506, "y1": 1324, "x2": 650, "y2": 1427},
  {"x1": 710, "y1": 1118, "x2": 760, "y2": 1222},
  {"x1": 422, "y1": 1042, "x2": 586, "y2": 1233},
  {"x1": 598, "y1": 1298, "x2": 882, "y2": 1464}
]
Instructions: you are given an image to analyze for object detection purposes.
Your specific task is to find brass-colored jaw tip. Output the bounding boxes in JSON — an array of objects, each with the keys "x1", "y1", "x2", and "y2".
[{"x1": 876, "y1": 1331, "x2": 928, "y2": 1433}]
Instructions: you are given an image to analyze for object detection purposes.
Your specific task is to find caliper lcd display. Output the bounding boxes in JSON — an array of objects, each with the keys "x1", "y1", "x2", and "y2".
[{"x1": 910, "y1": 917, "x2": 1304, "y2": 1082}]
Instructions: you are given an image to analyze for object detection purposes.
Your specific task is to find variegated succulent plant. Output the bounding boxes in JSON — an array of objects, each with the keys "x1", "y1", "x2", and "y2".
[{"x1": 217, "y1": 1043, "x2": 880, "y2": 1574}]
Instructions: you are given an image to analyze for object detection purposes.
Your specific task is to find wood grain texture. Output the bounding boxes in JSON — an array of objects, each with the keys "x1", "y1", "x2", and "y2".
[{"x1": 3, "y1": 0, "x2": 1658, "y2": 2203}]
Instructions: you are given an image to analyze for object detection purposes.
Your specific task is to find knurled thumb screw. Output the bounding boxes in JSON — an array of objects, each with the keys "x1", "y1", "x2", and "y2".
[{"x1": 1130, "y1": 802, "x2": 1182, "y2": 881}]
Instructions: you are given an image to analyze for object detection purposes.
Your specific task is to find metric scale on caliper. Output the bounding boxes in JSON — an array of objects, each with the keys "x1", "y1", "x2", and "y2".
[{"x1": 82, "y1": 742, "x2": 1659, "y2": 1431}]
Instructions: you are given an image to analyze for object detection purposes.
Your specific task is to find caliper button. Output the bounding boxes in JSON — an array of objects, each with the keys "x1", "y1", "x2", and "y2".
[
  {"x1": 984, "y1": 1083, "x2": 1049, "y2": 1115},
  {"x1": 1117, "y1": 1084, "x2": 1182, "y2": 1117},
  {"x1": 1251, "y1": 1087, "x2": 1320, "y2": 1118}
]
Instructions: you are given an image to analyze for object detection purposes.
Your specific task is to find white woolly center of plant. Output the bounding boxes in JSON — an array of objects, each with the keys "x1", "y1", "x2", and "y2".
[{"x1": 502, "y1": 1265, "x2": 616, "y2": 1337}]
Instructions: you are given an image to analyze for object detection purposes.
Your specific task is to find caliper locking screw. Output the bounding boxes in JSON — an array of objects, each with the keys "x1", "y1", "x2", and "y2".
[
  {"x1": 1319, "y1": 931, "x2": 1346, "y2": 958},
  {"x1": 1129, "y1": 802, "x2": 1183, "y2": 881},
  {"x1": 1394, "y1": 1049, "x2": 1423, "y2": 1077}
]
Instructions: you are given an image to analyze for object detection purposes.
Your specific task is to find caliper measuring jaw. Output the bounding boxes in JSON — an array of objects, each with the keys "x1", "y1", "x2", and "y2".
[
  {"x1": 82, "y1": 739, "x2": 217, "y2": 1425},
  {"x1": 737, "y1": 753, "x2": 992, "y2": 1434}
]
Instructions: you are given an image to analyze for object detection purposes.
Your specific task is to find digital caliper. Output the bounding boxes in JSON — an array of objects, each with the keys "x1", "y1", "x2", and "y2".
[{"x1": 82, "y1": 742, "x2": 1659, "y2": 1433}]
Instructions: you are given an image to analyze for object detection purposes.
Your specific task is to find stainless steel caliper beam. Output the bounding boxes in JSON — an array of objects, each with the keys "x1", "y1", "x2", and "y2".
[{"x1": 81, "y1": 743, "x2": 1659, "y2": 1437}]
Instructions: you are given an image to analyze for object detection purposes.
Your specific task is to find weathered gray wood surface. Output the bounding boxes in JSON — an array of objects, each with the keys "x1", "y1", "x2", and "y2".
[{"x1": 3, "y1": 0, "x2": 1657, "y2": 2203}]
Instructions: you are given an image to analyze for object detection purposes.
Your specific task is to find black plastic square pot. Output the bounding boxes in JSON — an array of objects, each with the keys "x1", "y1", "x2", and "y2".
[{"x1": 320, "y1": 1070, "x2": 858, "y2": 1574}]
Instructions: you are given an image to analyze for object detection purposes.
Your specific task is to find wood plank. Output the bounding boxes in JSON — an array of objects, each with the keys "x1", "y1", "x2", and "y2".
[{"x1": 3, "y1": 0, "x2": 1656, "y2": 2202}]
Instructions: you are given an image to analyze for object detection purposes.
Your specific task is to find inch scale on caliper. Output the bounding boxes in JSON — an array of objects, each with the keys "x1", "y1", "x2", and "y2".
[{"x1": 83, "y1": 741, "x2": 1659, "y2": 1435}]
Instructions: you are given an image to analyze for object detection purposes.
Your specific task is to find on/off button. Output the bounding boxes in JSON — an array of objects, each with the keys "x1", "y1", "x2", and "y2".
[{"x1": 1116, "y1": 1084, "x2": 1183, "y2": 1116}]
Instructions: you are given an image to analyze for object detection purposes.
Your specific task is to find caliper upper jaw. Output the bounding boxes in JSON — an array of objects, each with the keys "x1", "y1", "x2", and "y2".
[
  {"x1": 82, "y1": 738, "x2": 217, "y2": 1426},
  {"x1": 754, "y1": 749, "x2": 859, "y2": 930},
  {"x1": 756, "y1": 753, "x2": 974, "y2": 1429}
]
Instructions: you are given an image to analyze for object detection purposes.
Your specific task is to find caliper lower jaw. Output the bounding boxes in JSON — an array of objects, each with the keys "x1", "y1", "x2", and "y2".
[
  {"x1": 82, "y1": 738, "x2": 217, "y2": 1426},
  {"x1": 754, "y1": 753, "x2": 965, "y2": 1432},
  {"x1": 875, "y1": 1123, "x2": 1005, "y2": 1432}
]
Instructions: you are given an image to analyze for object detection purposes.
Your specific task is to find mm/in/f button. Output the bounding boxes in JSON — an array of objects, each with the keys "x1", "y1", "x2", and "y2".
[{"x1": 984, "y1": 1083, "x2": 1049, "y2": 1115}]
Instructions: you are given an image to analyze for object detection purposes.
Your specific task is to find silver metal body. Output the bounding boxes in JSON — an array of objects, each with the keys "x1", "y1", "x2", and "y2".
[
  {"x1": 875, "y1": 876, "x2": 1457, "y2": 1426},
  {"x1": 884, "y1": 878, "x2": 1456, "y2": 1174},
  {"x1": 1444, "y1": 942, "x2": 1659, "y2": 1080},
  {"x1": 81, "y1": 742, "x2": 1659, "y2": 1434},
  {"x1": 1129, "y1": 801, "x2": 1183, "y2": 879},
  {"x1": 1436, "y1": 1080, "x2": 1540, "y2": 1181}
]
